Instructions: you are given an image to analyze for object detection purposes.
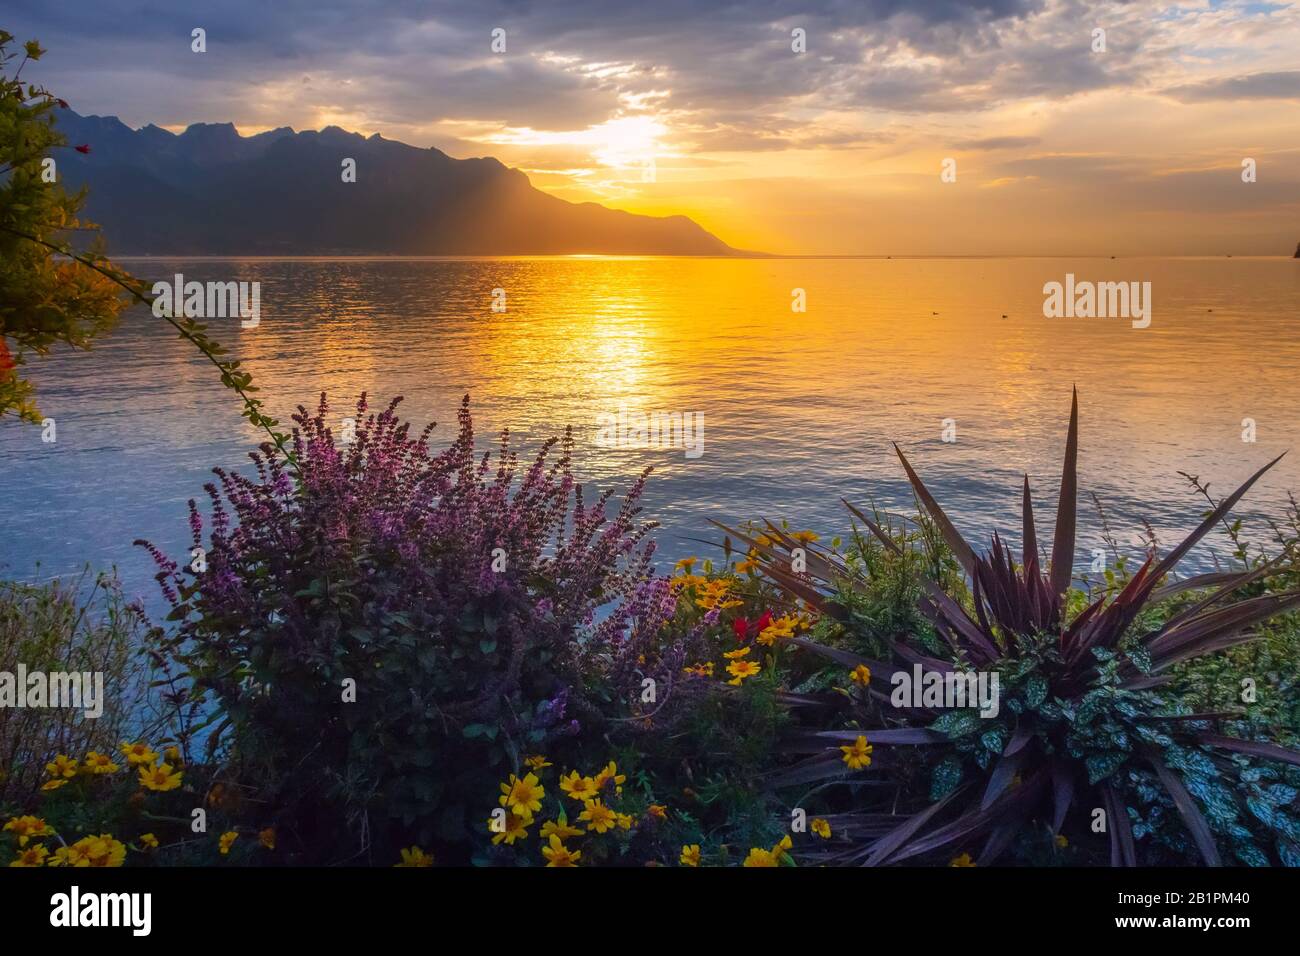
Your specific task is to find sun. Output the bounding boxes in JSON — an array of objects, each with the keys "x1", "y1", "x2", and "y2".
[{"x1": 479, "y1": 114, "x2": 668, "y2": 178}]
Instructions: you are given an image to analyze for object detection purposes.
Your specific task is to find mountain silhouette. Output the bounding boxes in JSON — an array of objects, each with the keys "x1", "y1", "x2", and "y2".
[{"x1": 54, "y1": 113, "x2": 742, "y2": 256}]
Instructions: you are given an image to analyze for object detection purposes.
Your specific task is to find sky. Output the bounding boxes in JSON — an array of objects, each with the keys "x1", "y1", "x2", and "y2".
[{"x1": 10, "y1": 0, "x2": 1300, "y2": 254}]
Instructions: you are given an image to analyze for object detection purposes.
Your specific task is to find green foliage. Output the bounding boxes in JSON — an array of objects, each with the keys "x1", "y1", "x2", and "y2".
[
  {"x1": 0, "y1": 31, "x2": 129, "y2": 422},
  {"x1": 0, "y1": 571, "x2": 156, "y2": 804},
  {"x1": 747, "y1": 392, "x2": 1300, "y2": 866}
]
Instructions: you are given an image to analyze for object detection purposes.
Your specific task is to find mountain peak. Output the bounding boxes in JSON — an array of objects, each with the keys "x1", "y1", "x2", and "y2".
[{"x1": 52, "y1": 112, "x2": 742, "y2": 256}]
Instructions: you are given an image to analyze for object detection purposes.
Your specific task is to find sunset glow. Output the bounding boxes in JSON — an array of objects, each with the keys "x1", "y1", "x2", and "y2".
[{"x1": 13, "y1": 1, "x2": 1300, "y2": 255}]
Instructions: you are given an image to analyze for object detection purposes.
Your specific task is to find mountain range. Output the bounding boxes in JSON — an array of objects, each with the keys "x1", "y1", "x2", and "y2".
[{"x1": 53, "y1": 112, "x2": 741, "y2": 256}]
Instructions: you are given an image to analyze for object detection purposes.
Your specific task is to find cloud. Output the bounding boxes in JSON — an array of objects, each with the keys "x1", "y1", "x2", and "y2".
[
  {"x1": 1162, "y1": 70, "x2": 1300, "y2": 103},
  {"x1": 961, "y1": 136, "x2": 1042, "y2": 150}
]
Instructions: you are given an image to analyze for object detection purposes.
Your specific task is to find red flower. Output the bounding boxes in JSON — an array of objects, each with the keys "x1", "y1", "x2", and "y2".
[
  {"x1": 74, "y1": 144, "x2": 90, "y2": 154},
  {"x1": 732, "y1": 611, "x2": 773, "y2": 642}
]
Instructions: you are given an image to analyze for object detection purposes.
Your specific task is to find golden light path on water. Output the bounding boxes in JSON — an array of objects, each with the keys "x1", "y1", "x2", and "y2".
[{"x1": 2, "y1": 256, "x2": 1298, "y2": 611}]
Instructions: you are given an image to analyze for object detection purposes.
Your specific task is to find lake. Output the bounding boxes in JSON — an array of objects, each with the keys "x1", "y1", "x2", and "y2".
[{"x1": 3, "y1": 256, "x2": 1298, "y2": 613}]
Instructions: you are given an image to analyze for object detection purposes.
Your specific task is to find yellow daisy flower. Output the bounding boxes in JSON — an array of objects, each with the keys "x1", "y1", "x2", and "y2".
[
  {"x1": 593, "y1": 761, "x2": 626, "y2": 793},
  {"x1": 45, "y1": 755, "x2": 78, "y2": 780},
  {"x1": 138, "y1": 762, "x2": 183, "y2": 792},
  {"x1": 578, "y1": 799, "x2": 617, "y2": 834},
  {"x1": 541, "y1": 834, "x2": 581, "y2": 866},
  {"x1": 499, "y1": 772, "x2": 546, "y2": 818},
  {"x1": 489, "y1": 810, "x2": 530, "y2": 845},
  {"x1": 726, "y1": 659, "x2": 761, "y2": 684},
  {"x1": 559, "y1": 770, "x2": 600, "y2": 802},
  {"x1": 395, "y1": 846, "x2": 433, "y2": 867},
  {"x1": 540, "y1": 819, "x2": 584, "y2": 841},
  {"x1": 3, "y1": 816, "x2": 52, "y2": 847},
  {"x1": 840, "y1": 735, "x2": 873, "y2": 770},
  {"x1": 84, "y1": 751, "x2": 119, "y2": 774},
  {"x1": 119, "y1": 741, "x2": 159, "y2": 767},
  {"x1": 9, "y1": 845, "x2": 49, "y2": 867}
]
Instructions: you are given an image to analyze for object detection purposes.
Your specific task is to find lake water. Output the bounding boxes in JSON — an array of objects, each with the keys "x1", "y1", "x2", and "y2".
[{"x1": 3, "y1": 256, "x2": 1298, "y2": 614}]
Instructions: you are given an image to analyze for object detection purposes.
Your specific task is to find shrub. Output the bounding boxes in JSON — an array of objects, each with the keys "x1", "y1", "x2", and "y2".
[
  {"x1": 0, "y1": 31, "x2": 129, "y2": 422},
  {"x1": 744, "y1": 390, "x2": 1300, "y2": 866},
  {"x1": 137, "y1": 393, "x2": 664, "y2": 864},
  {"x1": 0, "y1": 570, "x2": 155, "y2": 805}
]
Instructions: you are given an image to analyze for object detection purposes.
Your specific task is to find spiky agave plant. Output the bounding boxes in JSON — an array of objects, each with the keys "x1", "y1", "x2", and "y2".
[{"x1": 727, "y1": 390, "x2": 1300, "y2": 866}]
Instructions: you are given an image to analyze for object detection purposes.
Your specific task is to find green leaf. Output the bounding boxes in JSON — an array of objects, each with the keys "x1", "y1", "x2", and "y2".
[{"x1": 930, "y1": 756, "x2": 964, "y2": 799}]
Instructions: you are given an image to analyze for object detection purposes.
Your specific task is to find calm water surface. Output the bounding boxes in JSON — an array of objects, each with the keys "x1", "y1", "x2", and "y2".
[{"x1": 3, "y1": 256, "x2": 1298, "y2": 613}]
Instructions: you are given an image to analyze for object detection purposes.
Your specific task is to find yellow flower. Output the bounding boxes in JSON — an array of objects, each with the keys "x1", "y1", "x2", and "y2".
[
  {"x1": 757, "y1": 615, "x2": 797, "y2": 646},
  {"x1": 674, "y1": 556, "x2": 698, "y2": 573},
  {"x1": 735, "y1": 556, "x2": 759, "y2": 574},
  {"x1": 849, "y1": 664, "x2": 872, "y2": 686},
  {"x1": 726, "y1": 659, "x2": 761, "y2": 684},
  {"x1": 679, "y1": 844, "x2": 701, "y2": 867},
  {"x1": 119, "y1": 741, "x2": 159, "y2": 767},
  {"x1": 559, "y1": 770, "x2": 600, "y2": 802},
  {"x1": 840, "y1": 735, "x2": 873, "y2": 770},
  {"x1": 615, "y1": 813, "x2": 635, "y2": 831},
  {"x1": 1054, "y1": 834, "x2": 1069, "y2": 849},
  {"x1": 723, "y1": 646, "x2": 752, "y2": 659},
  {"x1": 139, "y1": 833, "x2": 159, "y2": 850},
  {"x1": 50, "y1": 834, "x2": 125, "y2": 868},
  {"x1": 578, "y1": 799, "x2": 617, "y2": 834},
  {"x1": 647, "y1": 804, "x2": 667, "y2": 821},
  {"x1": 792, "y1": 530, "x2": 820, "y2": 544},
  {"x1": 83, "y1": 751, "x2": 119, "y2": 774},
  {"x1": 683, "y1": 662, "x2": 715, "y2": 677},
  {"x1": 773, "y1": 834, "x2": 793, "y2": 862},
  {"x1": 541, "y1": 834, "x2": 582, "y2": 867},
  {"x1": 4, "y1": 815, "x2": 53, "y2": 846},
  {"x1": 164, "y1": 745, "x2": 184, "y2": 767},
  {"x1": 811, "y1": 818, "x2": 832, "y2": 839},
  {"x1": 489, "y1": 809, "x2": 530, "y2": 845},
  {"x1": 396, "y1": 846, "x2": 433, "y2": 867},
  {"x1": 499, "y1": 772, "x2": 546, "y2": 819},
  {"x1": 218, "y1": 831, "x2": 239, "y2": 855},
  {"x1": 694, "y1": 579, "x2": 742, "y2": 611},
  {"x1": 593, "y1": 761, "x2": 626, "y2": 794},
  {"x1": 524, "y1": 754, "x2": 552, "y2": 770},
  {"x1": 540, "y1": 819, "x2": 584, "y2": 841},
  {"x1": 743, "y1": 847, "x2": 778, "y2": 867},
  {"x1": 49, "y1": 845, "x2": 87, "y2": 867},
  {"x1": 9, "y1": 845, "x2": 49, "y2": 867},
  {"x1": 45, "y1": 755, "x2": 78, "y2": 780},
  {"x1": 40, "y1": 779, "x2": 69, "y2": 791},
  {"x1": 259, "y1": 828, "x2": 276, "y2": 850},
  {"x1": 950, "y1": 853, "x2": 976, "y2": 867},
  {"x1": 138, "y1": 762, "x2": 183, "y2": 792}
]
